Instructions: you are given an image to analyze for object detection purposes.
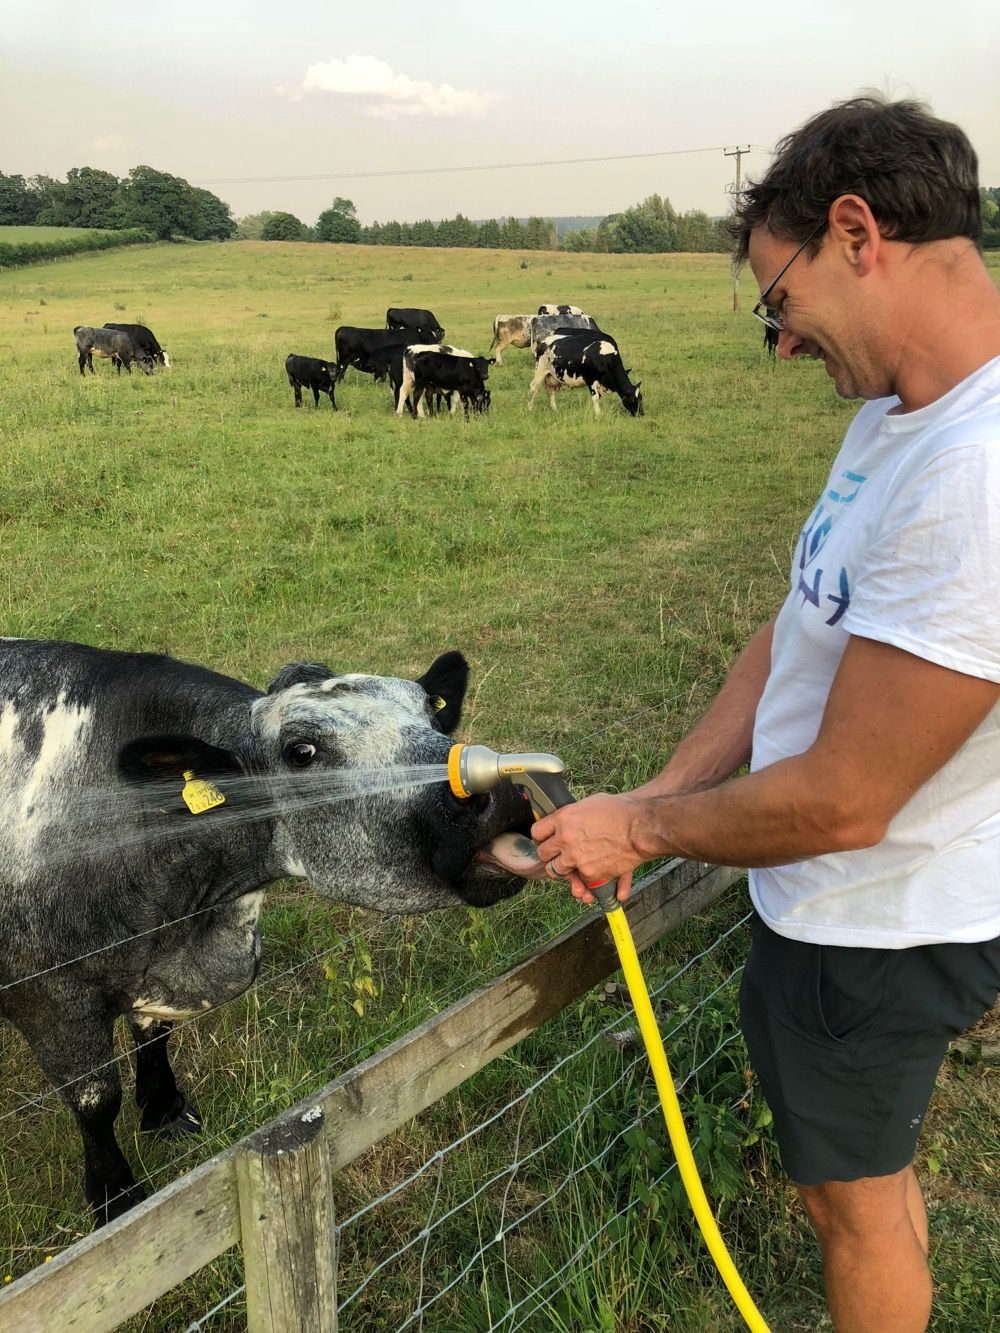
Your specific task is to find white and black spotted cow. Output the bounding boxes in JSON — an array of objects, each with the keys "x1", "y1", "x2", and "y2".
[
  {"x1": 395, "y1": 345, "x2": 493, "y2": 418},
  {"x1": 529, "y1": 332, "x2": 643, "y2": 416},
  {"x1": 0, "y1": 639, "x2": 539, "y2": 1226}
]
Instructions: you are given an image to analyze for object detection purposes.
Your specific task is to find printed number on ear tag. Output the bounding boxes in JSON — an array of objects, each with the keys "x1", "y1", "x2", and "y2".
[{"x1": 181, "y1": 770, "x2": 226, "y2": 815}]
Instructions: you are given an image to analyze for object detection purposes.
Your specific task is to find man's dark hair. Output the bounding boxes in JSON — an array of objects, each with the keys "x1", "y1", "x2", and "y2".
[{"x1": 730, "y1": 96, "x2": 982, "y2": 264}]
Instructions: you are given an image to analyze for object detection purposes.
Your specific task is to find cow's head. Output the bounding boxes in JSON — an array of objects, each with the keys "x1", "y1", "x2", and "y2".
[
  {"x1": 119, "y1": 653, "x2": 537, "y2": 913},
  {"x1": 621, "y1": 377, "x2": 643, "y2": 417}
]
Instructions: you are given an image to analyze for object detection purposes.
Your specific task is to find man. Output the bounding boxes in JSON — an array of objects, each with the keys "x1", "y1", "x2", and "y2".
[{"x1": 531, "y1": 97, "x2": 1000, "y2": 1333}]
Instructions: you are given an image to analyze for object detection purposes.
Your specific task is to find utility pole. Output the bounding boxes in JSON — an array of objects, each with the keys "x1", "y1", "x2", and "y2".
[{"x1": 724, "y1": 146, "x2": 751, "y2": 311}]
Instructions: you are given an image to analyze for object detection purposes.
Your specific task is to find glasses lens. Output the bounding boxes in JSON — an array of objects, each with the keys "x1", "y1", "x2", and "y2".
[{"x1": 752, "y1": 304, "x2": 782, "y2": 332}]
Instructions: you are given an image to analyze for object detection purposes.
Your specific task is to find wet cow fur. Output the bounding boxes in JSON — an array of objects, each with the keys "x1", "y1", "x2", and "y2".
[{"x1": 0, "y1": 639, "x2": 533, "y2": 1226}]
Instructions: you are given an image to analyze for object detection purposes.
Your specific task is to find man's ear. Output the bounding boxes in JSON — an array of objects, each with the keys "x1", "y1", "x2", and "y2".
[
  {"x1": 828, "y1": 194, "x2": 881, "y2": 276},
  {"x1": 416, "y1": 651, "x2": 469, "y2": 733}
]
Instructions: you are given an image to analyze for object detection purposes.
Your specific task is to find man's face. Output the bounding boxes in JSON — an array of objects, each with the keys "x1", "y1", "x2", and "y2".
[{"x1": 748, "y1": 226, "x2": 878, "y2": 402}]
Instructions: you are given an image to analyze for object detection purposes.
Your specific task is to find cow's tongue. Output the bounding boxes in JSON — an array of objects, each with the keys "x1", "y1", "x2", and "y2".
[{"x1": 475, "y1": 831, "x2": 547, "y2": 878}]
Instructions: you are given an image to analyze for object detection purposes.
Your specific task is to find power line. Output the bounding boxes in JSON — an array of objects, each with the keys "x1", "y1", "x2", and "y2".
[{"x1": 190, "y1": 145, "x2": 733, "y2": 187}]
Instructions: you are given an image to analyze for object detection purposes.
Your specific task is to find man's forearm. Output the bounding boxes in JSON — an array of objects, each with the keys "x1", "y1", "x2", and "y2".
[{"x1": 635, "y1": 615, "x2": 776, "y2": 799}]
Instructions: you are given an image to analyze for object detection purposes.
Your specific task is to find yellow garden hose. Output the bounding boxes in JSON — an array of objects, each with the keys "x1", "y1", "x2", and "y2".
[
  {"x1": 447, "y1": 743, "x2": 770, "y2": 1330},
  {"x1": 604, "y1": 903, "x2": 770, "y2": 1332}
]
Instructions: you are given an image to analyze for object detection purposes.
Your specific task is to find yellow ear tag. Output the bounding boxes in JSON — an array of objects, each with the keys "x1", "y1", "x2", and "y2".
[
  {"x1": 432, "y1": 696, "x2": 447, "y2": 712},
  {"x1": 181, "y1": 770, "x2": 226, "y2": 815}
]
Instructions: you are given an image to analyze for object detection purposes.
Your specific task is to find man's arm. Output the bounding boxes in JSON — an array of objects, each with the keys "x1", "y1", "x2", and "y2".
[
  {"x1": 533, "y1": 634, "x2": 1000, "y2": 894},
  {"x1": 632, "y1": 615, "x2": 776, "y2": 799}
]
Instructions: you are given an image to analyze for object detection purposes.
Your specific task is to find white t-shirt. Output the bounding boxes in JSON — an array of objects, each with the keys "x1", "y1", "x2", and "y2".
[{"x1": 749, "y1": 355, "x2": 1000, "y2": 947}]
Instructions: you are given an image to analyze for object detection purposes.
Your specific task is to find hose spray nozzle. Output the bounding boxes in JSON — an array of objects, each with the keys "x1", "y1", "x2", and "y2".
[{"x1": 447, "y1": 744, "x2": 620, "y2": 911}]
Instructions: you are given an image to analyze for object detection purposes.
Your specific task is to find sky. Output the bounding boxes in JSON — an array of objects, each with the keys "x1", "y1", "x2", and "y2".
[{"x1": 2, "y1": 1, "x2": 999, "y2": 227}]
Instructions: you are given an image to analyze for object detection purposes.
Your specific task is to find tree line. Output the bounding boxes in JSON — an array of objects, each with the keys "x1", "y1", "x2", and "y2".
[
  {"x1": 237, "y1": 194, "x2": 733, "y2": 253},
  {"x1": 0, "y1": 167, "x2": 236, "y2": 240}
]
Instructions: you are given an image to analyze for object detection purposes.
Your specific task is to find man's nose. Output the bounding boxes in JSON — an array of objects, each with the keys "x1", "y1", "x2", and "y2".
[{"x1": 778, "y1": 328, "x2": 805, "y2": 360}]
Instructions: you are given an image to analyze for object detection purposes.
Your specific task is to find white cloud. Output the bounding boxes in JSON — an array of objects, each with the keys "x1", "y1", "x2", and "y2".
[
  {"x1": 86, "y1": 133, "x2": 128, "y2": 152},
  {"x1": 278, "y1": 54, "x2": 498, "y2": 120}
]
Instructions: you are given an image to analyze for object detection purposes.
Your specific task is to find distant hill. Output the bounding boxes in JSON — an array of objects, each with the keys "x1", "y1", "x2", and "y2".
[{"x1": 479, "y1": 215, "x2": 606, "y2": 237}]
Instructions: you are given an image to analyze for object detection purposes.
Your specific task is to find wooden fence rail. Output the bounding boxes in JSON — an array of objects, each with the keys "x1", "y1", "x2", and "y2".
[{"x1": 0, "y1": 859, "x2": 742, "y2": 1332}]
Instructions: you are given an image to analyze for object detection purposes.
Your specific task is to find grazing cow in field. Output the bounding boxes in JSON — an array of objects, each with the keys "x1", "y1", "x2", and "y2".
[
  {"x1": 488, "y1": 315, "x2": 533, "y2": 366},
  {"x1": 528, "y1": 312, "x2": 599, "y2": 351},
  {"x1": 0, "y1": 638, "x2": 538, "y2": 1226},
  {"x1": 73, "y1": 326, "x2": 153, "y2": 376},
  {"x1": 285, "y1": 354, "x2": 338, "y2": 410},
  {"x1": 409, "y1": 352, "x2": 491, "y2": 418},
  {"x1": 762, "y1": 324, "x2": 779, "y2": 357},
  {"x1": 104, "y1": 323, "x2": 170, "y2": 369},
  {"x1": 386, "y1": 307, "x2": 445, "y2": 341},
  {"x1": 530, "y1": 332, "x2": 643, "y2": 416},
  {"x1": 395, "y1": 344, "x2": 494, "y2": 417},
  {"x1": 537, "y1": 304, "x2": 584, "y2": 317},
  {"x1": 333, "y1": 326, "x2": 434, "y2": 381}
]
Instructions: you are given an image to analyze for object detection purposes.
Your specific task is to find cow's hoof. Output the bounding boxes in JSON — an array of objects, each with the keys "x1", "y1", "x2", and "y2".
[
  {"x1": 95, "y1": 1181, "x2": 148, "y2": 1227},
  {"x1": 140, "y1": 1096, "x2": 203, "y2": 1138}
]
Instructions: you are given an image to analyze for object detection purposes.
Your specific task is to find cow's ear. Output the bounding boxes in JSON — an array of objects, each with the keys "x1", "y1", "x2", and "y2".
[
  {"x1": 416, "y1": 651, "x2": 468, "y2": 733},
  {"x1": 487, "y1": 357, "x2": 497, "y2": 365},
  {"x1": 267, "y1": 662, "x2": 335, "y2": 693},
  {"x1": 118, "y1": 734, "x2": 243, "y2": 785}
]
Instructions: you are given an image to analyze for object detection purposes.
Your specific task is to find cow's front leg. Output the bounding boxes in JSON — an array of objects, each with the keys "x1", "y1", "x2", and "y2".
[
  {"x1": 312, "y1": 387, "x2": 321, "y2": 407},
  {"x1": 527, "y1": 363, "x2": 547, "y2": 410},
  {"x1": 396, "y1": 369, "x2": 415, "y2": 417},
  {"x1": 28, "y1": 1013, "x2": 145, "y2": 1226},
  {"x1": 130, "y1": 1018, "x2": 202, "y2": 1138},
  {"x1": 327, "y1": 389, "x2": 337, "y2": 411}
]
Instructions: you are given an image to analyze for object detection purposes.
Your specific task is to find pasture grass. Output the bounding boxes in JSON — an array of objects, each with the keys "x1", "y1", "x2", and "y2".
[{"x1": 0, "y1": 241, "x2": 997, "y2": 1330}]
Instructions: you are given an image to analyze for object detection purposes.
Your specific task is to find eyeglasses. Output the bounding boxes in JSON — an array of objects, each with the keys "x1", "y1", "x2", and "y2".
[{"x1": 751, "y1": 222, "x2": 826, "y2": 333}]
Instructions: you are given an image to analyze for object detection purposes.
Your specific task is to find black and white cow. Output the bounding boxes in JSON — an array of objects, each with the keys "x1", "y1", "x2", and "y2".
[
  {"x1": 386, "y1": 307, "x2": 445, "y2": 342},
  {"x1": 73, "y1": 326, "x2": 153, "y2": 377},
  {"x1": 334, "y1": 326, "x2": 434, "y2": 381},
  {"x1": 537, "y1": 304, "x2": 584, "y2": 317},
  {"x1": 395, "y1": 345, "x2": 494, "y2": 418},
  {"x1": 285, "y1": 354, "x2": 338, "y2": 410},
  {"x1": 0, "y1": 639, "x2": 539, "y2": 1225},
  {"x1": 410, "y1": 354, "x2": 490, "y2": 417},
  {"x1": 104, "y1": 323, "x2": 170, "y2": 369},
  {"x1": 528, "y1": 313, "x2": 599, "y2": 351},
  {"x1": 530, "y1": 333, "x2": 643, "y2": 417},
  {"x1": 762, "y1": 324, "x2": 779, "y2": 357}
]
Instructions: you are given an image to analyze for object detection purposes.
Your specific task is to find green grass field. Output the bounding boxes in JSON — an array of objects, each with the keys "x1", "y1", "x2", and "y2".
[
  {"x1": 0, "y1": 240, "x2": 998, "y2": 1331},
  {"x1": 0, "y1": 225, "x2": 130, "y2": 243}
]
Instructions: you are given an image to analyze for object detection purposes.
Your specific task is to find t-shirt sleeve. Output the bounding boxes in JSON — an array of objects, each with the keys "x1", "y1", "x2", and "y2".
[{"x1": 842, "y1": 441, "x2": 1000, "y2": 681}]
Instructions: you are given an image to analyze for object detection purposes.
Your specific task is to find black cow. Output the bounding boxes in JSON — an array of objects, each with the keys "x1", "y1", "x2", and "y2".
[
  {"x1": 386, "y1": 307, "x2": 445, "y2": 341},
  {"x1": 763, "y1": 324, "x2": 779, "y2": 357},
  {"x1": 104, "y1": 323, "x2": 170, "y2": 368},
  {"x1": 285, "y1": 354, "x2": 338, "y2": 410},
  {"x1": 73, "y1": 326, "x2": 153, "y2": 377},
  {"x1": 408, "y1": 351, "x2": 491, "y2": 418},
  {"x1": 333, "y1": 326, "x2": 434, "y2": 381},
  {"x1": 530, "y1": 332, "x2": 642, "y2": 416},
  {"x1": 395, "y1": 344, "x2": 494, "y2": 417},
  {"x1": 0, "y1": 639, "x2": 538, "y2": 1225},
  {"x1": 537, "y1": 304, "x2": 584, "y2": 317}
]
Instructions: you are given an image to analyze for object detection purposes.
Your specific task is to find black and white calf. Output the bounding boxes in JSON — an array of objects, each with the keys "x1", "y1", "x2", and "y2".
[
  {"x1": 530, "y1": 332, "x2": 643, "y2": 416},
  {"x1": 386, "y1": 307, "x2": 445, "y2": 341},
  {"x1": 73, "y1": 326, "x2": 153, "y2": 376},
  {"x1": 104, "y1": 323, "x2": 170, "y2": 368},
  {"x1": 537, "y1": 304, "x2": 584, "y2": 317},
  {"x1": 0, "y1": 639, "x2": 538, "y2": 1226},
  {"x1": 395, "y1": 345, "x2": 493, "y2": 418},
  {"x1": 285, "y1": 354, "x2": 338, "y2": 410}
]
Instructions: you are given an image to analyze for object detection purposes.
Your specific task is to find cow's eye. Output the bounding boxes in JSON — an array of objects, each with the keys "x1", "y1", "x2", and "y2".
[{"x1": 285, "y1": 742, "x2": 317, "y2": 768}]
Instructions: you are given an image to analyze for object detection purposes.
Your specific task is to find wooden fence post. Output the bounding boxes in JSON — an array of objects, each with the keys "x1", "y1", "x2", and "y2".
[{"x1": 236, "y1": 1104, "x2": 338, "y2": 1332}]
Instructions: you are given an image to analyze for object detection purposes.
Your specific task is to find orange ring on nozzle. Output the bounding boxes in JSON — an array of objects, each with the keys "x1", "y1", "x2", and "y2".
[{"x1": 447, "y1": 743, "x2": 467, "y2": 798}]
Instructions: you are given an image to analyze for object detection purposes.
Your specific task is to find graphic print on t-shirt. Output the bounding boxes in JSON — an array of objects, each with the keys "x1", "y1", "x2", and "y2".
[{"x1": 796, "y1": 469, "x2": 867, "y2": 627}]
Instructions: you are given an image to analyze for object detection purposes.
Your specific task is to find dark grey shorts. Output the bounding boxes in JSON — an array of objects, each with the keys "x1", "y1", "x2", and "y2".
[{"x1": 739, "y1": 911, "x2": 1000, "y2": 1186}]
